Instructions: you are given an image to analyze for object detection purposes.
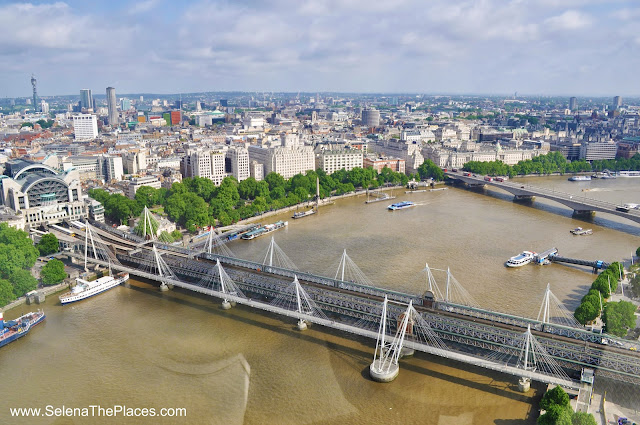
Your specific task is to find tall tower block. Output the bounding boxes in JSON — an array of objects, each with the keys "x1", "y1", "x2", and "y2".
[{"x1": 31, "y1": 74, "x2": 38, "y2": 112}]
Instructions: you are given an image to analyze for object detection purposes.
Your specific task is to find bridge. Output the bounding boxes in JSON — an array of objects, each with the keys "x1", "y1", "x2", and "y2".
[
  {"x1": 64, "y1": 222, "x2": 640, "y2": 392},
  {"x1": 444, "y1": 171, "x2": 640, "y2": 225}
]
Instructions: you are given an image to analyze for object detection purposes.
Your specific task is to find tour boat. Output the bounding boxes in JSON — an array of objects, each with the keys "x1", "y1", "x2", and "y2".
[
  {"x1": 568, "y1": 175, "x2": 591, "y2": 181},
  {"x1": 505, "y1": 251, "x2": 536, "y2": 268},
  {"x1": 241, "y1": 221, "x2": 288, "y2": 240},
  {"x1": 387, "y1": 201, "x2": 416, "y2": 211},
  {"x1": 59, "y1": 272, "x2": 129, "y2": 305},
  {"x1": 570, "y1": 227, "x2": 593, "y2": 235},
  {"x1": 292, "y1": 209, "x2": 316, "y2": 219},
  {"x1": 0, "y1": 310, "x2": 45, "y2": 348},
  {"x1": 617, "y1": 171, "x2": 640, "y2": 178}
]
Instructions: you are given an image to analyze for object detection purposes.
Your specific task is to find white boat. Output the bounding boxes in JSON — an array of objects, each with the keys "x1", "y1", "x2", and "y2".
[
  {"x1": 292, "y1": 209, "x2": 316, "y2": 219},
  {"x1": 505, "y1": 251, "x2": 536, "y2": 268},
  {"x1": 617, "y1": 171, "x2": 640, "y2": 178},
  {"x1": 568, "y1": 175, "x2": 591, "y2": 181},
  {"x1": 59, "y1": 272, "x2": 129, "y2": 305},
  {"x1": 570, "y1": 227, "x2": 592, "y2": 235},
  {"x1": 387, "y1": 201, "x2": 416, "y2": 211}
]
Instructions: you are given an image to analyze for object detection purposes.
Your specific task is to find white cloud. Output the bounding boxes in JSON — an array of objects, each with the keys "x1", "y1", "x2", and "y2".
[
  {"x1": 128, "y1": 0, "x2": 159, "y2": 15},
  {"x1": 544, "y1": 10, "x2": 592, "y2": 31}
]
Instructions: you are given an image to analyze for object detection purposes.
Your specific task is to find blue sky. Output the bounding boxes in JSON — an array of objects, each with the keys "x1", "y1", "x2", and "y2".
[{"x1": 1, "y1": 0, "x2": 639, "y2": 97}]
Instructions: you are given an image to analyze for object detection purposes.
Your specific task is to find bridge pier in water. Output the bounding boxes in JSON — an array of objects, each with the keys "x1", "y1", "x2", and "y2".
[{"x1": 572, "y1": 210, "x2": 594, "y2": 218}]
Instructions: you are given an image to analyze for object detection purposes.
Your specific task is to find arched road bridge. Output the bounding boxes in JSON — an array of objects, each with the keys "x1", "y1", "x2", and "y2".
[{"x1": 445, "y1": 171, "x2": 640, "y2": 226}]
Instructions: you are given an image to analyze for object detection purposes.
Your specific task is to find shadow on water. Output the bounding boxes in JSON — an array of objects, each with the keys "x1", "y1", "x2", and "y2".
[{"x1": 127, "y1": 280, "x2": 542, "y2": 403}]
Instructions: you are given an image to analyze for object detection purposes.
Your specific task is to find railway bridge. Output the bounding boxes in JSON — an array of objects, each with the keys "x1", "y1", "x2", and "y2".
[{"x1": 66, "y1": 222, "x2": 640, "y2": 390}]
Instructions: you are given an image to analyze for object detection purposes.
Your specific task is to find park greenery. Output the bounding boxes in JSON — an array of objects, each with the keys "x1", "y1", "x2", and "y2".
[
  {"x1": 0, "y1": 223, "x2": 40, "y2": 306},
  {"x1": 89, "y1": 166, "x2": 413, "y2": 232},
  {"x1": 462, "y1": 151, "x2": 640, "y2": 177},
  {"x1": 36, "y1": 233, "x2": 59, "y2": 256},
  {"x1": 537, "y1": 386, "x2": 596, "y2": 425},
  {"x1": 40, "y1": 259, "x2": 67, "y2": 286},
  {"x1": 573, "y1": 262, "x2": 623, "y2": 326},
  {"x1": 603, "y1": 300, "x2": 637, "y2": 337}
]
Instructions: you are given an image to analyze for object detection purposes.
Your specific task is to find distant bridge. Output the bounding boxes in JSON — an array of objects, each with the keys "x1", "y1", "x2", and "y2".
[{"x1": 445, "y1": 171, "x2": 640, "y2": 226}]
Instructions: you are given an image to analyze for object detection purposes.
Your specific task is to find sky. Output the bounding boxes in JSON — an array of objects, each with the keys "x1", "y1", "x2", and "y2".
[{"x1": 1, "y1": 0, "x2": 639, "y2": 98}]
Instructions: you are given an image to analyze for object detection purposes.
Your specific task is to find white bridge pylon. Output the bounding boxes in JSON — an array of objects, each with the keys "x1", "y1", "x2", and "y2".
[
  {"x1": 82, "y1": 222, "x2": 121, "y2": 272},
  {"x1": 422, "y1": 264, "x2": 479, "y2": 307},
  {"x1": 270, "y1": 275, "x2": 328, "y2": 330},
  {"x1": 203, "y1": 230, "x2": 235, "y2": 258},
  {"x1": 215, "y1": 259, "x2": 245, "y2": 309},
  {"x1": 537, "y1": 283, "x2": 582, "y2": 329},
  {"x1": 370, "y1": 297, "x2": 412, "y2": 382},
  {"x1": 262, "y1": 237, "x2": 298, "y2": 270},
  {"x1": 515, "y1": 324, "x2": 572, "y2": 391},
  {"x1": 334, "y1": 249, "x2": 376, "y2": 287}
]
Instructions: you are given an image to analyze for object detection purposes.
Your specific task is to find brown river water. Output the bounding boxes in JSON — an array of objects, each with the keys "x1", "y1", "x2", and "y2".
[{"x1": 1, "y1": 175, "x2": 639, "y2": 424}]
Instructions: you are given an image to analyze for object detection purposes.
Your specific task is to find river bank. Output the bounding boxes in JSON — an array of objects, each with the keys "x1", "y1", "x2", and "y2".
[{"x1": 0, "y1": 281, "x2": 69, "y2": 313}]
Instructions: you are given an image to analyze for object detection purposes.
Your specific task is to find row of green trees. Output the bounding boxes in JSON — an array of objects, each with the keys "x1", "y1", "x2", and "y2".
[
  {"x1": 573, "y1": 262, "x2": 637, "y2": 337},
  {"x1": 463, "y1": 152, "x2": 640, "y2": 177},
  {"x1": 90, "y1": 166, "x2": 413, "y2": 232},
  {"x1": 537, "y1": 386, "x2": 595, "y2": 425},
  {"x1": 574, "y1": 263, "x2": 621, "y2": 325}
]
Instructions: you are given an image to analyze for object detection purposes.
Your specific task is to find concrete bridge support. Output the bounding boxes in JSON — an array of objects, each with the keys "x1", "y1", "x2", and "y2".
[{"x1": 514, "y1": 195, "x2": 534, "y2": 201}]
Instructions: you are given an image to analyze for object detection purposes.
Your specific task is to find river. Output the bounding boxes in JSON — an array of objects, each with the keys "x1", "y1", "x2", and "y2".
[{"x1": 1, "y1": 175, "x2": 639, "y2": 424}]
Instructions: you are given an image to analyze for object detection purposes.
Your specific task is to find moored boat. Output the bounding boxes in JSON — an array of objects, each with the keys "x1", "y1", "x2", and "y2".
[
  {"x1": 617, "y1": 171, "x2": 640, "y2": 178},
  {"x1": 568, "y1": 175, "x2": 591, "y2": 181},
  {"x1": 0, "y1": 310, "x2": 45, "y2": 348},
  {"x1": 59, "y1": 272, "x2": 129, "y2": 305},
  {"x1": 505, "y1": 251, "x2": 536, "y2": 268},
  {"x1": 387, "y1": 201, "x2": 416, "y2": 211},
  {"x1": 292, "y1": 209, "x2": 316, "y2": 219},
  {"x1": 570, "y1": 227, "x2": 593, "y2": 235},
  {"x1": 241, "y1": 221, "x2": 288, "y2": 240}
]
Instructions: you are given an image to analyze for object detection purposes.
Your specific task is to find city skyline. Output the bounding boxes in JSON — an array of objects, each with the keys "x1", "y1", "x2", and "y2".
[{"x1": 1, "y1": 0, "x2": 640, "y2": 98}]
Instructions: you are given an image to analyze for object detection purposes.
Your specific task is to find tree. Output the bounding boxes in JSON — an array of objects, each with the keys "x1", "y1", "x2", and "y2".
[
  {"x1": 538, "y1": 404, "x2": 572, "y2": 425},
  {"x1": 571, "y1": 412, "x2": 597, "y2": 425},
  {"x1": 37, "y1": 233, "x2": 59, "y2": 256},
  {"x1": 602, "y1": 301, "x2": 637, "y2": 337},
  {"x1": 0, "y1": 278, "x2": 16, "y2": 307},
  {"x1": 40, "y1": 259, "x2": 67, "y2": 286},
  {"x1": 10, "y1": 269, "x2": 38, "y2": 297},
  {"x1": 574, "y1": 301, "x2": 599, "y2": 325},
  {"x1": 636, "y1": 246, "x2": 640, "y2": 257},
  {"x1": 540, "y1": 386, "x2": 570, "y2": 411},
  {"x1": 0, "y1": 223, "x2": 39, "y2": 277}
]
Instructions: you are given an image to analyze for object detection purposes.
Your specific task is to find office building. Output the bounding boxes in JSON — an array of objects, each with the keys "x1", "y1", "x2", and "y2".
[
  {"x1": 316, "y1": 149, "x2": 363, "y2": 174},
  {"x1": 121, "y1": 98, "x2": 132, "y2": 111},
  {"x1": 127, "y1": 176, "x2": 162, "y2": 199},
  {"x1": 106, "y1": 87, "x2": 118, "y2": 125},
  {"x1": 363, "y1": 155, "x2": 405, "y2": 174},
  {"x1": 182, "y1": 149, "x2": 226, "y2": 186},
  {"x1": 361, "y1": 108, "x2": 380, "y2": 127},
  {"x1": 569, "y1": 97, "x2": 577, "y2": 111},
  {"x1": 579, "y1": 141, "x2": 618, "y2": 161},
  {"x1": 80, "y1": 89, "x2": 93, "y2": 110},
  {"x1": 225, "y1": 147, "x2": 250, "y2": 182},
  {"x1": 613, "y1": 96, "x2": 622, "y2": 110},
  {"x1": 40, "y1": 100, "x2": 49, "y2": 114},
  {"x1": 72, "y1": 114, "x2": 98, "y2": 141}
]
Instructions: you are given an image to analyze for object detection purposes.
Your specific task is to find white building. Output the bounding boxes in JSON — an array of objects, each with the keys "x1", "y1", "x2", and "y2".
[
  {"x1": 250, "y1": 161, "x2": 264, "y2": 181},
  {"x1": 248, "y1": 144, "x2": 315, "y2": 179},
  {"x1": 182, "y1": 149, "x2": 227, "y2": 185},
  {"x1": 103, "y1": 156, "x2": 123, "y2": 182},
  {"x1": 72, "y1": 114, "x2": 98, "y2": 141},
  {"x1": 225, "y1": 146, "x2": 250, "y2": 182},
  {"x1": 579, "y1": 141, "x2": 618, "y2": 161},
  {"x1": 127, "y1": 176, "x2": 162, "y2": 199},
  {"x1": 0, "y1": 159, "x2": 89, "y2": 228},
  {"x1": 316, "y1": 149, "x2": 363, "y2": 174}
]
